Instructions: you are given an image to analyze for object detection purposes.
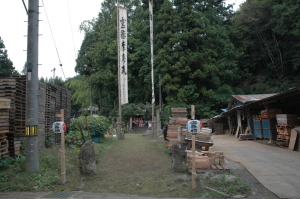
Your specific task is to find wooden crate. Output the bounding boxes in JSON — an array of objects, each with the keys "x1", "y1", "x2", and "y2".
[
  {"x1": 260, "y1": 109, "x2": 283, "y2": 119},
  {"x1": 214, "y1": 123, "x2": 223, "y2": 134},
  {"x1": 0, "y1": 98, "x2": 11, "y2": 109},
  {"x1": 186, "y1": 150, "x2": 229, "y2": 173},
  {"x1": 276, "y1": 125, "x2": 293, "y2": 135}
]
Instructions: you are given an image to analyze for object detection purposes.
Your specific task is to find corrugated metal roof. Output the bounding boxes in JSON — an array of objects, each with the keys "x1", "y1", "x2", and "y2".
[{"x1": 232, "y1": 94, "x2": 277, "y2": 103}]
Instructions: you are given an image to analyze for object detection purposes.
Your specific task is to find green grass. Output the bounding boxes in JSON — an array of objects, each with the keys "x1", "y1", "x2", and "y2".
[
  {"x1": 0, "y1": 137, "x2": 117, "y2": 192},
  {"x1": 0, "y1": 135, "x2": 250, "y2": 198},
  {"x1": 198, "y1": 173, "x2": 250, "y2": 198}
]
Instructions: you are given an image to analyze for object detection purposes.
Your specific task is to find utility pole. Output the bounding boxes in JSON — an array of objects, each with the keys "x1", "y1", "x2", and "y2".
[
  {"x1": 51, "y1": 68, "x2": 56, "y2": 80},
  {"x1": 25, "y1": 0, "x2": 39, "y2": 173},
  {"x1": 149, "y1": 0, "x2": 156, "y2": 139}
]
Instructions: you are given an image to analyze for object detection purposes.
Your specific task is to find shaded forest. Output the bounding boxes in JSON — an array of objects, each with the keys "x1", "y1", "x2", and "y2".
[
  {"x1": 2, "y1": 0, "x2": 300, "y2": 119},
  {"x1": 71, "y1": 0, "x2": 300, "y2": 118}
]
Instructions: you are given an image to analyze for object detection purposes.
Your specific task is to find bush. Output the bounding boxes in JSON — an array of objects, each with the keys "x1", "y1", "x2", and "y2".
[
  {"x1": 70, "y1": 116, "x2": 110, "y2": 136},
  {"x1": 65, "y1": 130, "x2": 90, "y2": 148}
]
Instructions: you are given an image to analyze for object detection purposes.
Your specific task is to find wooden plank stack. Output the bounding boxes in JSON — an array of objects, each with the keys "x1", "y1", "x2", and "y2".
[
  {"x1": 239, "y1": 126, "x2": 254, "y2": 140},
  {"x1": 38, "y1": 82, "x2": 47, "y2": 148},
  {"x1": 0, "y1": 98, "x2": 10, "y2": 157},
  {"x1": 0, "y1": 77, "x2": 26, "y2": 135},
  {"x1": 0, "y1": 76, "x2": 72, "y2": 154},
  {"x1": 183, "y1": 128, "x2": 212, "y2": 142},
  {"x1": 0, "y1": 76, "x2": 26, "y2": 156},
  {"x1": 213, "y1": 123, "x2": 223, "y2": 134},
  {"x1": 276, "y1": 114, "x2": 299, "y2": 147},
  {"x1": 186, "y1": 149, "x2": 229, "y2": 173},
  {"x1": 171, "y1": 108, "x2": 187, "y2": 119},
  {"x1": 44, "y1": 84, "x2": 71, "y2": 143},
  {"x1": 260, "y1": 109, "x2": 283, "y2": 119}
]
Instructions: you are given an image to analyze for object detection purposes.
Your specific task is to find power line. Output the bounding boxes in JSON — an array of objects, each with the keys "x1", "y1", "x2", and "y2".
[
  {"x1": 22, "y1": 0, "x2": 28, "y2": 14},
  {"x1": 66, "y1": 0, "x2": 77, "y2": 59},
  {"x1": 41, "y1": 0, "x2": 65, "y2": 79}
]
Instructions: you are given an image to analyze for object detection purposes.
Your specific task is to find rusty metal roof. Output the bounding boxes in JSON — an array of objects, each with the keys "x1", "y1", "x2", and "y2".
[
  {"x1": 232, "y1": 94, "x2": 277, "y2": 103},
  {"x1": 226, "y1": 93, "x2": 278, "y2": 111}
]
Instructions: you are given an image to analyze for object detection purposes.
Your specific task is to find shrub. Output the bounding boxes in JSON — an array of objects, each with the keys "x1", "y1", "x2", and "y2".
[
  {"x1": 70, "y1": 116, "x2": 110, "y2": 136},
  {"x1": 65, "y1": 130, "x2": 90, "y2": 148}
]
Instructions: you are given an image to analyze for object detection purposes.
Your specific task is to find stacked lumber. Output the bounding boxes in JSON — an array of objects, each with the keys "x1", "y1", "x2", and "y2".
[
  {"x1": 276, "y1": 114, "x2": 299, "y2": 125},
  {"x1": 171, "y1": 108, "x2": 187, "y2": 119},
  {"x1": 184, "y1": 128, "x2": 212, "y2": 143},
  {"x1": 0, "y1": 77, "x2": 26, "y2": 135},
  {"x1": 0, "y1": 77, "x2": 26, "y2": 156},
  {"x1": 38, "y1": 82, "x2": 47, "y2": 148},
  {"x1": 239, "y1": 126, "x2": 254, "y2": 140},
  {"x1": 213, "y1": 123, "x2": 223, "y2": 134},
  {"x1": 166, "y1": 124, "x2": 180, "y2": 139},
  {"x1": 44, "y1": 83, "x2": 71, "y2": 143},
  {"x1": 0, "y1": 98, "x2": 10, "y2": 157},
  {"x1": 0, "y1": 76, "x2": 72, "y2": 151},
  {"x1": 185, "y1": 150, "x2": 229, "y2": 173},
  {"x1": 276, "y1": 114, "x2": 299, "y2": 147},
  {"x1": 260, "y1": 109, "x2": 283, "y2": 119}
]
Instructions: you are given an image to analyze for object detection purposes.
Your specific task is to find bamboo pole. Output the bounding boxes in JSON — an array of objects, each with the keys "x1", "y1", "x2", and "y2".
[
  {"x1": 56, "y1": 109, "x2": 66, "y2": 184},
  {"x1": 191, "y1": 105, "x2": 196, "y2": 189},
  {"x1": 192, "y1": 134, "x2": 196, "y2": 189}
]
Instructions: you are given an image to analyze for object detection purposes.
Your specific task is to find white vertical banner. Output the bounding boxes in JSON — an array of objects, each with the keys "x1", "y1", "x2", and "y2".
[
  {"x1": 118, "y1": 7, "x2": 128, "y2": 105},
  {"x1": 149, "y1": 0, "x2": 155, "y2": 105}
]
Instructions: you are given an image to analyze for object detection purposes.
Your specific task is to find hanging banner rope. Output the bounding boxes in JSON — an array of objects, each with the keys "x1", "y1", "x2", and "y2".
[{"x1": 118, "y1": 6, "x2": 128, "y2": 105}]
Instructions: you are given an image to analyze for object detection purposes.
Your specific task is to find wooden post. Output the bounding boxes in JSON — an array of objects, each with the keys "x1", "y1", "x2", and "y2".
[
  {"x1": 129, "y1": 117, "x2": 132, "y2": 129},
  {"x1": 56, "y1": 109, "x2": 66, "y2": 184},
  {"x1": 192, "y1": 134, "x2": 196, "y2": 189},
  {"x1": 191, "y1": 105, "x2": 196, "y2": 189},
  {"x1": 191, "y1": 105, "x2": 195, "y2": 120}
]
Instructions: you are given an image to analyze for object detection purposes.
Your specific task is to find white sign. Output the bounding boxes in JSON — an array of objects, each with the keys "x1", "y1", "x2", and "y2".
[
  {"x1": 187, "y1": 120, "x2": 201, "y2": 134},
  {"x1": 118, "y1": 6, "x2": 128, "y2": 105},
  {"x1": 52, "y1": 121, "x2": 67, "y2": 133}
]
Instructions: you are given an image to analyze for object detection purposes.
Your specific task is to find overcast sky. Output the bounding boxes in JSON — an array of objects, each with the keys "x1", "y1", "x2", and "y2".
[{"x1": 0, "y1": 0, "x2": 245, "y2": 80}]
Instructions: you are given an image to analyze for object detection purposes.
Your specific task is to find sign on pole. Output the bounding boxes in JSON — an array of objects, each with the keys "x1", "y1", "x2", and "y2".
[
  {"x1": 118, "y1": 6, "x2": 128, "y2": 105},
  {"x1": 187, "y1": 120, "x2": 201, "y2": 134},
  {"x1": 52, "y1": 121, "x2": 67, "y2": 133}
]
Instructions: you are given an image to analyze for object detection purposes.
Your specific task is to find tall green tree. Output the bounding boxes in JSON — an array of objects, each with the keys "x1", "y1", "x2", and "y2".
[
  {"x1": 155, "y1": 0, "x2": 238, "y2": 117},
  {"x1": 0, "y1": 37, "x2": 15, "y2": 78},
  {"x1": 232, "y1": 0, "x2": 300, "y2": 92}
]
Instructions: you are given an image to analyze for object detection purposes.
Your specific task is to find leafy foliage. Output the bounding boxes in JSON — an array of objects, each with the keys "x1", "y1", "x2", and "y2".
[
  {"x1": 70, "y1": 116, "x2": 110, "y2": 136},
  {"x1": 0, "y1": 37, "x2": 16, "y2": 78},
  {"x1": 72, "y1": 0, "x2": 300, "y2": 119},
  {"x1": 65, "y1": 130, "x2": 90, "y2": 148}
]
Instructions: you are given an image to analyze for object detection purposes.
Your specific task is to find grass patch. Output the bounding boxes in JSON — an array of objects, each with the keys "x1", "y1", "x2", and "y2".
[
  {"x1": 0, "y1": 134, "x2": 250, "y2": 198},
  {"x1": 0, "y1": 137, "x2": 117, "y2": 192},
  {"x1": 198, "y1": 172, "x2": 250, "y2": 198}
]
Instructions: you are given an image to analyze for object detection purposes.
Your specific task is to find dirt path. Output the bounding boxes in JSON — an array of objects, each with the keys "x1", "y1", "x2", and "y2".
[{"x1": 79, "y1": 133, "x2": 199, "y2": 198}]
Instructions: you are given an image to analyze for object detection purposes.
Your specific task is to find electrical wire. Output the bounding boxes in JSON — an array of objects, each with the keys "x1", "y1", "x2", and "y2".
[
  {"x1": 41, "y1": 0, "x2": 66, "y2": 79},
  {"x1": 66, "y1": 0, "x2": 77, "y2": 60}
]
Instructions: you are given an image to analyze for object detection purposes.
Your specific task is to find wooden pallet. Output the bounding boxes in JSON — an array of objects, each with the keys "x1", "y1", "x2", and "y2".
[
  {"x1": 276, "y1": 140, "x2": 289, "y2": 147},
  {"x1": 186, "y1": 150, "x2": 229, "y2": 174},
  {"x1": 239, "y1": 133, "x2": 254, "y2": 140}
]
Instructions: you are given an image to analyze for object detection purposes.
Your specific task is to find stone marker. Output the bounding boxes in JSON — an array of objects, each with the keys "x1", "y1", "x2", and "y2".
[
  {"x1": 78, "y1": 140, "x2": 97, "y2": 175},
  {"x1": 172, "y1": 142, "x2": 184, "y2": 172}
]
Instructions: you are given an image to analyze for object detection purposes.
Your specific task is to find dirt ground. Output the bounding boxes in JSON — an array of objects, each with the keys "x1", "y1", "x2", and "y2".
[{"x1": 74, "y1": 133, "x2": 279, "y2": 198}]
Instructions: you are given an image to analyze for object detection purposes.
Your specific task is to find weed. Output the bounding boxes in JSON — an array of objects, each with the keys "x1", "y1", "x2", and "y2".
[{"x1": 198, "y1": 173, "x2": 250, "y2": 198}]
